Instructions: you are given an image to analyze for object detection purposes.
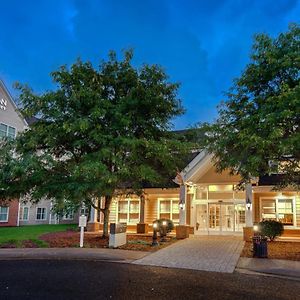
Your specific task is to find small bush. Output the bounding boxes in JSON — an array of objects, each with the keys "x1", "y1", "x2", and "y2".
[
  {"x1": 153, "y1": 219, "x2": 174, "y2": 235},
  {"x1": 259, "y1": 220, "x2": 284, "y2": 241}
]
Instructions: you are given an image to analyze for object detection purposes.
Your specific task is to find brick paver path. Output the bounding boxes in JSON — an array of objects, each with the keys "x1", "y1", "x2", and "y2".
[{"x1": 133, "y1": 235, "x2": 244, "y2": 273}]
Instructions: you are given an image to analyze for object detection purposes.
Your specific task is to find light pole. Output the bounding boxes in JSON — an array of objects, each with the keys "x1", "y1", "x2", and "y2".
[{"x1": 152, "y1": 222, "x2": 159, "y2": 246}]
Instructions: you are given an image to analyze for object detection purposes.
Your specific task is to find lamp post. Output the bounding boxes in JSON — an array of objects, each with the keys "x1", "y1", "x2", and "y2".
[
  {"x1": 160, "y1": 220, "x2": 167, "y2": 242},
  {"x1": 152, "y1": 222, "x2": 159, "y2": 246}
]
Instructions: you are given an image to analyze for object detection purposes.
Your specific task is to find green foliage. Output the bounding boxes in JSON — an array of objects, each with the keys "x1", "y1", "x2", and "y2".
[
  {"x1": 258, "y1": 220, "x2": 284, "y2": 241},
  {"x1": 154, "y1": 219, "x2": 174, "y2": 234},
  {"x1": 203, "y1": 23, "x2": 300, "y2": 189},
  {"x1": 0, "y1": 224, "x2": 76, "y2": 246},
  {"x1": 0, "y1": 49, "x2": 197, "y2": 236}
]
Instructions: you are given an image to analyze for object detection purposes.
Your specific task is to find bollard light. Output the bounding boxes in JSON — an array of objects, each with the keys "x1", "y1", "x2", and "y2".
[{"x1": 152, "y1": 222, "x2": 159, "y2": 246}]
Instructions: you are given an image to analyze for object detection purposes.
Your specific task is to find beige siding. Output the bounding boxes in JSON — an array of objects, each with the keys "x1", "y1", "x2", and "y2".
[
  {"x1": 296, "y1": 195, "x2": 300, "y2": 227},
  {"x1": 254, "y1": 191, "x2": 299, "y2": 227},
  {"x1": 0, "y1": 82, "x2": 27, "y2": 134},
  {"x1": 144, "y1": 188, "x2": 180, "y2": 224},
  {"x1": 195, "y1": 166, "x2": 241, "y2": 184},
  {"x1": 109, "y1": 200, "x2": 117, "y2": 223},
  {"x1": 145, "y1": 197, "x2": 158, "y2": 224}
]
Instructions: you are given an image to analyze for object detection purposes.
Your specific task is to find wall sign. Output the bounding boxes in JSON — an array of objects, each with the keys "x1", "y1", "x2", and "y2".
[{"x1": 0, "y1": 98, "x2": 7, "y2": 111}]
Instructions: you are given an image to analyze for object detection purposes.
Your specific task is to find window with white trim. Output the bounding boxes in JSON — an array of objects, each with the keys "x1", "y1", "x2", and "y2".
[
  {"x1": 0, "y1": 123, "x2": 16, "y2": 139},
  {"x1": 36, "y1": 207, "x2": 46, "y2": 220},
  {"x1": 158, "y1": 199, "x2": 179, "y2": 224},
  {"x1": 80, "y1": 206, "x2": 89, "y2": 216},
  {"x1": 0, "y1": 207, "x2": 9, "y2": 222},
  {"x1": 117, "y1": 199, "x2": 140, "y2": 224},
  {"x1": 63, "y1": 211, "x2": 74, "y2": 220},
  {"x1": 20, "y1": 206, "x2": 29, "y2": 221},
  {"x1": 261, "y1": 197, "x2": 295, "y2": 226}
]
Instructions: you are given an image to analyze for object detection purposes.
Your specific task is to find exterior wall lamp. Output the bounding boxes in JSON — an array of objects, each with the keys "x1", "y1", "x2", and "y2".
[{"x1": 246, "y1": 197, "x2": 252, "y2": 210}]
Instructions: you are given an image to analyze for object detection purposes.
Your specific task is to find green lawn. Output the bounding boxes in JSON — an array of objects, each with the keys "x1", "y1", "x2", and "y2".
[{"x1": 0, "y1": 224, "x2": 77, "y2": 247}]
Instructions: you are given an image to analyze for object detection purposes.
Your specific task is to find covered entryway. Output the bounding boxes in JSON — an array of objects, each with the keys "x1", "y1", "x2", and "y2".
[
  {"x1": 133, "y1": 235, "x2": 244, "y2": 273},
  {"x1": 195, "y1": 202, "x2": 245, "y2": 235}
]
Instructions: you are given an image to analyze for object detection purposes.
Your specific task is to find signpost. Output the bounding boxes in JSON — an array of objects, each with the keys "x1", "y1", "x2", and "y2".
[{"x1": 79, "y1": 215, "x2": 87, "y2": 248}]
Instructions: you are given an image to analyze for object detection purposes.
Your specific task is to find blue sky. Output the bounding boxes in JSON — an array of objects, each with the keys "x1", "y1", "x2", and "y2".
[{"x1": 0, "y1": 0, "x2": 299, "y2": 129}]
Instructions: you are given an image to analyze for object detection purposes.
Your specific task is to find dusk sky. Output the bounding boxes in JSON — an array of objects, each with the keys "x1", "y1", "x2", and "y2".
[{"x1": 0, "y1": 0, "x2": 299, "y2": 129}]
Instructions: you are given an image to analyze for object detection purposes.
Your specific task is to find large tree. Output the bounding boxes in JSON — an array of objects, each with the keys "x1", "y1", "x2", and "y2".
[
  {"x1": 0, "y1": 50, "x2": 195, "y2": 237},
  {"x1": 203, "y1": 23, "x2": 300, "y2": 189}
]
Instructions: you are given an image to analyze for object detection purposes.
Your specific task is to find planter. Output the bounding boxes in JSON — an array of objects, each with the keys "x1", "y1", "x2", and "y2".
[{"x1": 176, "y1": 225, "x2": 190, "y2": 239}]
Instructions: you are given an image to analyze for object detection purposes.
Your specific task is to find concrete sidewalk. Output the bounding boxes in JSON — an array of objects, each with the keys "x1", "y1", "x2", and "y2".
[
  {"x1": 0, "y1": 248, "x2": 149, "y2": 263},
  {"x1": 237, "y1": 257, "x2": 300, "y2": 279}
]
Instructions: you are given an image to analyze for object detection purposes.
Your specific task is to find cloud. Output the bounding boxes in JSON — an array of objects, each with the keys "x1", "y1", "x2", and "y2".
[{"x1": 0, "y1": 0, "x2": 299, "y2": 128}]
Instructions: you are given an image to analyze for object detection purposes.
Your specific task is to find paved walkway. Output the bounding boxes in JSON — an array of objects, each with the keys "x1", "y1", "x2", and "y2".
[
  {"x1": 237, "y1": 257, "x2": 300, "y2": 279},
  {"x1": 0, "y1": 248, "x2": 148, "y2": 263},
  {"x1": 133, "y1": 235, "x2": 244, "y2": 273}
]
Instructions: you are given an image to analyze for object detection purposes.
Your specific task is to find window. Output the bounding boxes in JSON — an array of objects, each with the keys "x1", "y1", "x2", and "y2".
[
  {"x1": 20, "y1": 206, "x2": 29, "y2": 221},
  {"x1": 117, "y1": 199, "x2": 140, "y2": 224},
  {"x1": 80, "y1": 206, "x2": 89, "y2": 216},
  {"x1": 0, "y1": 207, "x2": 9, "y2": 222},
  {"x1": 0, "y1": 123, "x2": 16, "y2": 139},
  {"x1": 261, "y1": 197, "x2": 295, "y2": 226},
  {"x1": 36, "y1": 208, "x2": 46, "y2": 220},
  {"x1": 63, "y1": 211, "x2": 74, "y2": 220},
  {"x1": 277, "y1": 199, "x2": 293, "y2": 225},
  {"x1": 158, "y1": 199, "x2": 179, "y2": 224}
]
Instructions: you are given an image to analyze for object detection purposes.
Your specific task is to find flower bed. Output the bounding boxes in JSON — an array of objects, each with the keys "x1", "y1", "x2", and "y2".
[
  {"x1": 241, "y1": 241, "x2": 300, "y2": 261},
  {"x1": 38, "y1": 231, "x2": 177, "y2": 251}
]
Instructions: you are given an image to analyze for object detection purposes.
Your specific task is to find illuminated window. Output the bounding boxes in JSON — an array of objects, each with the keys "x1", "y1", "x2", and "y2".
[
  {"x1": 208, "y1": 185, "x2": 233, "y2": 192},
  {"x1": 261, "y1": 198, "x2": 295, "y2": 226},
  {"x1": 277, "y1": 199, "x2": 293, "y2": 225},
  {"x1": 158, "y1": 199, "x2": 179, "y2": 224},
  {"x1": 117, "y1": 199, "x2": 140, "y2": 224}
]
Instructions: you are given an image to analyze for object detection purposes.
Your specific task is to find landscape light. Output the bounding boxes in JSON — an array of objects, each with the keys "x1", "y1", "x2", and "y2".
[{"x1": 162, "y1": 220, "x2": 167, "y2": 226}]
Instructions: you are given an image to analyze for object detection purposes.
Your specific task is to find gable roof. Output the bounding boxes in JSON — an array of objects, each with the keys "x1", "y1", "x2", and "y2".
[{"x1": 0, "y1": 79, "x2": 28, "y2": 127}]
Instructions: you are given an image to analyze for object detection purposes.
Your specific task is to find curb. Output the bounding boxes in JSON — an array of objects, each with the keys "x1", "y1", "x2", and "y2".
[{"x1": 235, "y1": 267, "x2": 300, "y2": 282}]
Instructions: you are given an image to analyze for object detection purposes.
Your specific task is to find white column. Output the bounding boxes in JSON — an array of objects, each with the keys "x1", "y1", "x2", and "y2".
[
  {"x1": 245, "y1": 183, "x2": 253, "y2": 227},
  {"x1": 49, "y1": 201, "x2": 52, "y2": 225},
  {"x1": 89, "y1": 204, "x2": 98, "y2": 223},
  {"x1": 179, "y1": 185, "x2": 187, "y2": 225},
  {"x1": 139, "y1": 195, "x2": 145, "y2": 223}
]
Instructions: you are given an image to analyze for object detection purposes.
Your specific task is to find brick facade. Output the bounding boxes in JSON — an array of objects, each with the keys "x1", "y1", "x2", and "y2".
[{"x1": 0, "y1": 199, "x2": 19, "y2": 227}]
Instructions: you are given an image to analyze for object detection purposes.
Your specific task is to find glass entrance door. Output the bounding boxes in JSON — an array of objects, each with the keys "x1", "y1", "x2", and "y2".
[
  {"x1": 221, "y1": 204, "x2": 235, "y2": 232},
  {"x1": 209, "y1": 204, "x2": 220, "y2": 230},
  {"x1": 195, "y1": 202, "x2": 245, "y2": 234},
  {"x1": 235, "y1": 204, "x2": 246, "y2": 231},
  {"x1": 195, "y1": 204, "x2": 208, "y2": 231},
  {"x1": 208, "y1": 203, "x2": 234, "y2": 233}
]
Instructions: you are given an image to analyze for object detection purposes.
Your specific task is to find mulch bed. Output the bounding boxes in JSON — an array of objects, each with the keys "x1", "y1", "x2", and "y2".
[
  {"x1": 38, "y1": 231, "x2": 177, "y2": 251},
  {"x1": 241, "y1": 241, "x2": 300, "y2": 261},
  {"x1": 40, "y1": 231, "x2": 108, "y2": 248}
]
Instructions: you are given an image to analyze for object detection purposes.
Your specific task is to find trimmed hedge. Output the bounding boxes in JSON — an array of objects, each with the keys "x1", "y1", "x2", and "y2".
[{"x1": 258, "y1": 220, "x2": 284, "y2": 241}]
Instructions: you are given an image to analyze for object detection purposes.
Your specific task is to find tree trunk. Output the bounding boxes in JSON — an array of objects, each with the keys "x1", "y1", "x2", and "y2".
[{"x1": 102, "y1": 195, "x2": 112, "y2": 238}]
